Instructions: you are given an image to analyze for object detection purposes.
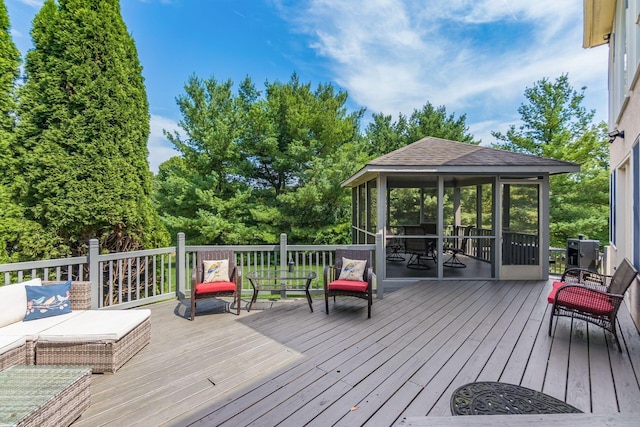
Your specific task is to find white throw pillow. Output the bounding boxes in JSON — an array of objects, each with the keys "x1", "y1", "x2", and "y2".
[
  {"x1": 203, "y1": 260, "x2": 230, "y2": 283},
  {"x1": 21, "y1": 278, "x2": 42, "y2": 287},
  {"x1": 338, "y1": 258, "x2": 367, "y2": 281},
  {"x1": 0, "y1": 278, "x2": 42, "y2": 328}
]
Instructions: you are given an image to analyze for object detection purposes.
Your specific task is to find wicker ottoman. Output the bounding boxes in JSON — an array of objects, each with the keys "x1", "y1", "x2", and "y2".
[
  {"x1": 0, "y1": 365, "x2": 91, "y2": 427},
  {"x1": 35, "y1": 310, "x2": 151, "y2": 374},
  {"x1": 0, "y1": 336, "x2": 26, "y2": 371}
]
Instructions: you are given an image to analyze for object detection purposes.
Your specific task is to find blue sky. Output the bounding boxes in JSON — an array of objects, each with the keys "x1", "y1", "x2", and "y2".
[{"x1": 7, "y1": 0, "x2": 609, "y2": 173}]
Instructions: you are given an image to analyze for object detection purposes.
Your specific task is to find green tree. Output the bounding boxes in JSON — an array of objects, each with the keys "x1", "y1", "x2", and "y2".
[
  {"x1": 237, "y1": 74, "x2": 364, "y2": 243},
  {"x1": 365, "y1": 102, "x2": 477, "y2": 157},
  {"x1": 153, "y1": 157, "x2": 257, "y2": 245},
  {"x1": 0, "y1": 0, "x2": 18, "y2": 140},
  {"x1": 492, "y1": 74, "x2": 609, "y2": 246},
  {"x1": 159, "y1": 75, "x2": 258, "y2": 245},
  {"x1": 14, "y1": 0, "x2": 169, "y2": 257},
  {"x1": 237, "y1": 74, "x2": 363, "y2": 197},
  {"x1": 157, "y1": 73, "x2": 364, "y2": 244},
  {"x1": 0, "y1": 0, "x2": 57, "y2": 263},
  {"x1": 0, "y1": 0, "x2": 20, "y2": 261},
  {"x1": 276, "y1": 137, "x2": 369, "y2": 244},
  {"x1": 365, "y1": 102, "x2": 478, "y2": 226},
  {"x1": 164, "y1": 75, "x2": 242, "y2": 195}
]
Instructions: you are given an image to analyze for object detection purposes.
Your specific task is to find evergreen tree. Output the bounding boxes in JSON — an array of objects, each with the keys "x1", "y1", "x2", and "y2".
[
  {"x1": 14, "y1": 0, "x2": 169, "y2": 257},
  {"x1": 0, "y1": 0, "x2": 20, "y2": 215},
  {"x1": 365, "y1": 102, "x2": 477, "y2": 157},
  {"x1": 0, "y1": 0, "x2": 18, "y2": 140},
  {"x1": 158, "y1": 73, "x2": 364, "y2": 244},
  {"x1": 236, "y1": 74, "x2": 363, "y2": 197},
  {"x1": 160, "y1": 75, "x2": 257, "y2": 245},
  {"x1": 492, "y1": 75, "x2": 609, "y2": 246},
  {"x1": 0, "y1": 0, "x2": 57, "y2": 263}
]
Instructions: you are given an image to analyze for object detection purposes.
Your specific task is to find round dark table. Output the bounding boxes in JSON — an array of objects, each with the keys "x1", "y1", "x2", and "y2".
[{"x1": 450, "y1": 382, "x2": 583, "y2": 415}]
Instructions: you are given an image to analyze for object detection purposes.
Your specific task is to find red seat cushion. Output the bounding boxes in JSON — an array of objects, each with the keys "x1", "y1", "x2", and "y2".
[
  {"x1": 195, "y1": 281, "x2": 236, "y2": 295},
  {"x1": 328, "y1": 280, "x2": 368, "y2": 293},
  {"x1": 548, "y1": 281, "x2": 613, "y2": 316},
  {"x1": 547, "y1": 281, "x2": 565, "y2": 304}
]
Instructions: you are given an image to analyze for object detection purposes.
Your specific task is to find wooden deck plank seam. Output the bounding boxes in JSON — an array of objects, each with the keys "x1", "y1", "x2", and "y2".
[{"x1": 67, "y1": 280, "x2": 640, "y2": 427}]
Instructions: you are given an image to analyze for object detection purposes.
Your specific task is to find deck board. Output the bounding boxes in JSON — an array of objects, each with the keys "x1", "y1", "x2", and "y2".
[
  {"x1": 588, "y1": 323, "x2": 619, "y2": 413},
  {"x1": 71, "y1": 279, "x2": 640, "y2": 426},
  {"x1": 428, "y1": 281, "x2": 539, "y2": 415},
  {"x1": 399, "y1": 281, "x2": 527, "y2": 418},
  {"x1": 565, "y1": 319, "x2": 591, "y2": 411}
]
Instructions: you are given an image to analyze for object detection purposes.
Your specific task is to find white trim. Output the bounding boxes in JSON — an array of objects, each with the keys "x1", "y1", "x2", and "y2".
[
  {"x1": 343, "y1": 166, "x2": 578, "y2": 187},
  {"x1": 437, "y1": 177, "x2": 444, "y2": 278},
  {"x1": 497, "y1": 178, "x2": 545, "y2": 280},
  {"x1": 377, "y1": 174, "x2": 387, "y2": 299}
]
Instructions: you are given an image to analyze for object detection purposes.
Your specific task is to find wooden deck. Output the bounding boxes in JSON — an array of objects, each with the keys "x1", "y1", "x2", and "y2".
[{"x1": 73, "y1": 279, "x2": 640, "y2": 426}]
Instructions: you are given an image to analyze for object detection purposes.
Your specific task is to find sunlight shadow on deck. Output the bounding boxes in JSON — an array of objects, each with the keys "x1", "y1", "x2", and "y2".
[{"x1": 73, "y1": 279, "x2": 640, "y2": 426}]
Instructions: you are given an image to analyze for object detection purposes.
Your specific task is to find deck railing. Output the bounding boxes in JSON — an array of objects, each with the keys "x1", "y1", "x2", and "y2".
[
  {"x1": 1, "y1": 231, "x2": 589, "y2": 309},
  {"x1": 0, "y1": 233, "x2": 375, "y2": 310},
  {"x1": 185, "y1": 240, "x2": 375, "y2": 300}
]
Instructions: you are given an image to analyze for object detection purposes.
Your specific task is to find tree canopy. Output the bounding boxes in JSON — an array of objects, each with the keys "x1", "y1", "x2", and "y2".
[
  {"x1": 12, "y1": 0, "x2": 169, "y2": 257},
  {"x1": 364, "y1": 102, "x2": 477, "y2": 157},
  {"x1": 157, "y1": 73, "x2": 366, "y2": 244},
  {"x1": 492, "y1": 74, "x2": 609, "y2": 246},
  {"x1": 0, "y1": 1, "x2": 612, "y2": 260},
  {"x1": 155, "y1": 72, "x2": 483, "y2": 245},
  {"x1": 0, "y1": 0, "x2": 58, "y2": 263}
]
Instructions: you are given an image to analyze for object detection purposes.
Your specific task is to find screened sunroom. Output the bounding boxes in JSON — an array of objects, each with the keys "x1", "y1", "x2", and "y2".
[{"x1": 343, "y1": 137, "x2": 579, "y2": 292}]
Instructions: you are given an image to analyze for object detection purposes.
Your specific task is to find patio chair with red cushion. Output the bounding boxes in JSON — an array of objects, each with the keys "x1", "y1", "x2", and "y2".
[
  {"x1": 548, "y1": 257, "x2": 638, "y2": 351},
  {"x1": 190, "y1": 250, "x2": 241, "y2": 320},
  {"x1": 324, "y1": 249, "x2": 373, "y2": 318}
]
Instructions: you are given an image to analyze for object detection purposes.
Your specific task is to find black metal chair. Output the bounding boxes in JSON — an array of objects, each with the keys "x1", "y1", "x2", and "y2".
[
  {"x1": 404, "y1": 225, "x2": 437, "y2": 269},
  {"x1": 386, "y1": 226, "x2": 405, "y2": 262},
  {"x1": 444, "y1": 226, "x2": 472, "y2": 268},
  {"x1": 548, "y1": 257, "x2": 638, "y2": 351}
]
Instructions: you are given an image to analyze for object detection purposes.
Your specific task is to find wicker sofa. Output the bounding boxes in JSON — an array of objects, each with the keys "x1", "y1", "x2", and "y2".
[{"x1": 0, "y1": 280, "x2": 150, "y2": 373}]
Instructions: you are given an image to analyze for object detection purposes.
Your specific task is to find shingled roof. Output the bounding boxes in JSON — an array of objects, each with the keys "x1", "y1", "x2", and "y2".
[{"x1": 343, "y1": 137, "x2": 580, "y2": 187}]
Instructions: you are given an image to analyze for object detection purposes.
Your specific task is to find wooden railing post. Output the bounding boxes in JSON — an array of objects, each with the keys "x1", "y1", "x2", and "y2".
[
  {"x1": 280, "y1": 233, "x2": 287, "y2": 298},
  {"x1": 88, "y1": 238, "x2": 100, "y2": 309},
  {"x1": 376, "y1": 232, "x2": 384, "y2": 299},
  {"x1": 280, "y1": 233, "x2": 288, "y2": 270},
  {"x1": 176, "y1": 232, "x2": 186, "y2": 299}
]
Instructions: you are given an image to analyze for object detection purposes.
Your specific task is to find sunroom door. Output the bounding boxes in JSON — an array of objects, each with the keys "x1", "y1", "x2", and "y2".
[{"x1": 500, "y1": 182, "x2": 542, "y2": 280}]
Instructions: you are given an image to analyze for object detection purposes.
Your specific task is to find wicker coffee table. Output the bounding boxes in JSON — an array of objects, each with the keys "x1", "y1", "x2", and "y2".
[
  {"x1": 0, "y1": 365, "x2": 91, "y2": 427},
  {"x1": 451, "y1": 381, "x2": 582, "y2": 415}
]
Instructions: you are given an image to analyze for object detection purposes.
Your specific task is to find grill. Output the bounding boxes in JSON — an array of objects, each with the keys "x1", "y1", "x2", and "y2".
[{"x1": 566, "y1": 236, "x2": 599, "y2": 272}]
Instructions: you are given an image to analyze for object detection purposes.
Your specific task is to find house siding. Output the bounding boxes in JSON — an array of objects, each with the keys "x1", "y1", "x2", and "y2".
[{"x1": 605, "y1": 0, "x2": 640, "y2": 330}]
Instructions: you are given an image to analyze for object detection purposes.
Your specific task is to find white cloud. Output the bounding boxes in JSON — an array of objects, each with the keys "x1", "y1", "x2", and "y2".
[
  {"x1": 279, "y1": 0, "x2": 609, "y2": 135},
  {"x1": 16, "y1": 0, "x2": 42, "y2": 7},
  {"x1": 10, "y1": 28, "x2": 23, "y2": 39},
  {"x1": 469, "y1": 119, "x2": 513, "y2": 146},
  {"x1": 147, "y1": 114, "x2": 180, "y2": 173}
]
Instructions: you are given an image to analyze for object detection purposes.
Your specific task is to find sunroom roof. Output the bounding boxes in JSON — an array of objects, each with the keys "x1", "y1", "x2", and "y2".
[{"x1": 342, "y1": 137, "x2": 580, "y2": 187}]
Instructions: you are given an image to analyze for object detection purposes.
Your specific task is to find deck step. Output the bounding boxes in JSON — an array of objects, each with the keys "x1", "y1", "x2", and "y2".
[{"x1": 397, "y1": 413, "x2": 640, "y2": 427}]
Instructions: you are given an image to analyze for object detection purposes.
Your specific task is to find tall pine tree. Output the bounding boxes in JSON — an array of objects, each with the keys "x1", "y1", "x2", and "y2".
[
  {"x1": 492, "y1": 75, "x2": 609, "y2": 246},
  {"x1": 0, "y1": 0, "x2": 57, "y2": 262},
  {"x1": 14, "y1": 0, "x2": 169, "y2": 256},
  {"x1": 364, "y1": 102, "x2": 477, "y2": 157}
]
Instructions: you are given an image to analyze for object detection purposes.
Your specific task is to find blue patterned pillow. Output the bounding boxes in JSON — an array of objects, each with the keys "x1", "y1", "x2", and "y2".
[{"x1": 24, "y1": 281, "x2": 72, "y2": 321}]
